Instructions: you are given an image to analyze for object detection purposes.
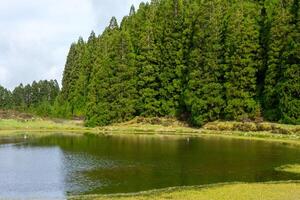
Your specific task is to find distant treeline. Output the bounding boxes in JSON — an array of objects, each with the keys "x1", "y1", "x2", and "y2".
[
  {"x1": 1, "y1": 0, "x2": 299, "y2": 126},
  {"x1": 0, "y1": 80, "x2": 59, "y2": 116}
]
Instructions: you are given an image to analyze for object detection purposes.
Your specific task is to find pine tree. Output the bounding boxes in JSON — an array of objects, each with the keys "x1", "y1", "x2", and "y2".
[
  {"x1": 134, "y1": 2, "x2": 162, "y2": 116},
  {"x1": 257, "y1": 0, "x2": 271, "y2": 103},
  {"x1": 154, "y1": 0, "x2": 185, "y2": 116},
  {"x1": 0, "y1": 85, "x2": 12, "y2": 109},
  {"x1": 184, "y1": 0, "x2": 226, "y2": 126},
  {"x1": 129, "y1": 5, "x2": 136, "y2": 16},
  {"x1": 264, "y1": 0, "x2": 294, "y2": 121},
  {"x1": 277, "y1": 0, "x2": 300, "y2": 124},
  {"x1": 282, "y1": 0, "x2": 300, "y2": 124},
  {"x1": 108, "y1": 17, "x2": 119, "y2": 30},
  {"x1": 86, "y1": 21, "x2": 137, "y2": 126},
  {"x1": 223, "y1": 0, "x2": 261, "y2": 121}
]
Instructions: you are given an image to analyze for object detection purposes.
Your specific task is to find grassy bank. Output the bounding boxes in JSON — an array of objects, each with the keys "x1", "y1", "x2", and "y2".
[
  {"x1": 94, "y1": 118, "x2": 300, "y2": 147},
  {"x1": 70, "y1": 182, "x2": 300, "y2": 200},
  {"x1": 1, "y1": 117, "x2": 300, "y2": 145},
  {"x1": 99, "y1": 117, "x2": 300, "y2": 135},
  {"x1": 0, "y1": 118, "x2": 92, "y2": 138}
]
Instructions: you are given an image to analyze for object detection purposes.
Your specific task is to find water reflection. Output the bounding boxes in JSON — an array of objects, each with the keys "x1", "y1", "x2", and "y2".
[
  {"x1": 0, "y1": 144, "x2": 65, "y2": 199},
  {"x1": 0, "y1": 134, "x2": 300, "y2": 198}
]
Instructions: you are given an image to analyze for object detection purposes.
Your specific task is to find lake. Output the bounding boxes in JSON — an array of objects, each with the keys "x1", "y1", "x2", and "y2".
[{"x1": 0, "y1": 133, "x2": 300, "y2": 199}]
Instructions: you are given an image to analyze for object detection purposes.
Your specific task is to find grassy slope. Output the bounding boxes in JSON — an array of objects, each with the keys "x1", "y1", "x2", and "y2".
[
  {"x1": 96, "y1": 118, "x2": 300, "y2": 147},
  {"x1": 0, "y1": 119, "x2": 92, "y2": 137},
  {"x1": 0, "y1": 110, "x2": 89, "y2": 133},
  {"x1": 70, "y1": 182, "x2": 300, "y2": 200},
  {"x1": 0, "y1": 117, "x2": 300, "y2": 145}
]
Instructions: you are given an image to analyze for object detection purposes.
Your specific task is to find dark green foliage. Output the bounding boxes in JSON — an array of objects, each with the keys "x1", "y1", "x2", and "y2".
[
  {"x1": 57, "y1": 0, "x2": 300, "y2": 126},
  {"x1": 0, "y1": 80, "x2": 60, "y2": 116},
  {"x1": 223, "y1": 1, "x2": 261, "y2": 121},
  {"x1": 264, "y1": 0, "x2": 300, "y2": 124},
  {"x1": 184, "y1": 0, "x2": 226, "y2": 126},
  {"x1": 134, "y1": 3, "x2": 162, "y2": 116},
  {"x1": 85, "y1": 21, "x2": 137, "y2": 126},
  {"x1": 0, "y1": 86, "x2": 12, "y2": 109},
  {"x1": 277, "y1": 0, "x2": 300, "y2": 124},
  {"x1": 155, "y1": 0, "x2": 186, "y2": 116},
  {"x1": 61, "y1": 38, "x2": 89, "y2": 116},
  {"x1": 129, "y1": 5, "x2": 136, "y2": 16}
]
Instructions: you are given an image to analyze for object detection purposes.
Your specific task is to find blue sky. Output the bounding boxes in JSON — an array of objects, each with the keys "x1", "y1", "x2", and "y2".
[{"x1": 0, "y1": 0, "x2": 147, "y2": 89}]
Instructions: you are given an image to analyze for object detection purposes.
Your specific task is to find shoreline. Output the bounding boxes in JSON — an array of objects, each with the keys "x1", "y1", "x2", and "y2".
[
  {"x1": 0, "y1": 118, "x2": 300, "y2": 147},
  {"x1": 69, "y1": 181, "x2": 300, "y2": 200}
]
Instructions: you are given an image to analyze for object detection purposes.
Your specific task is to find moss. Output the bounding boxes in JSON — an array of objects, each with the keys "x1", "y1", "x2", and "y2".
[
  {"x1": 69, "y1": 182, "x2": 300, "y2": 200},
  {"x1": 275, "y1": 164, "x2": 300, "y2": 174}
]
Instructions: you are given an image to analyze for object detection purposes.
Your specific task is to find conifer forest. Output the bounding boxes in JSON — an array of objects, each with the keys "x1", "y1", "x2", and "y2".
[{"x1": 1, "y1": 0, "x2": 299, "y2": 126}]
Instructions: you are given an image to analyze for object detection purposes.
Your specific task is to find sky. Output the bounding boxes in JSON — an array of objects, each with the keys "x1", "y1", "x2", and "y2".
[{"x1": 0, "y1": 0, "x2": 147, "y2": 90}]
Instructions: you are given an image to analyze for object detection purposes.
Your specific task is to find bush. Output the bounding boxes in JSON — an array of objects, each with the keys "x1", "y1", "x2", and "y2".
[
  {"x1": 256, "y1": 123, "x2": 274, "y2": 131},
  {"x1": 233, "y1": 122, "x2": 257, "y2": 132},
  {"x1": 271, "y1": 128, "x2": 290, "y2": 135}
]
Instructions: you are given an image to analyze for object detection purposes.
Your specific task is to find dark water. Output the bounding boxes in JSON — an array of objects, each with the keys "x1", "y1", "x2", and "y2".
[{"x1": 0, "y1": 134, "x2": 300, "y2": 199}]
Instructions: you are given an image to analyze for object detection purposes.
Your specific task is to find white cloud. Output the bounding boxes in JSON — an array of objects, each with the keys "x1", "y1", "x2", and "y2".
[
  {"x1": 0, "y1": 65, "x2": 10, "y2": 85},
  {"x1": 0, "y1": 0, "x2": 147, "y2": 90}
]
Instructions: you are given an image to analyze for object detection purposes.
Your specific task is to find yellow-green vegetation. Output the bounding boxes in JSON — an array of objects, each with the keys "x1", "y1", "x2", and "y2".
[
  {"x1": 0, "y1": 110, "x2": 87, "y2": 133},
  {"x1": 1, "y1": 117, "x2": 300, "y2": 146},
  {"x1": 203, "y1": 121, "x2": 300, "y2": 135},
  {"x1": 98, "y1": 117, "x2": 300, "y2": 134},
  {"x1": 276, "y1": 165, "x2": 300, "y2": 174},
  {"x1": 92, "y1": 118, "x2": 300, "y2": 147},
  {"x1": 0, "y1": 119, "x2": 89, "y2": 133},
  {"x1": 69, "y1": 182, "x2": 300, "y2": 200}
]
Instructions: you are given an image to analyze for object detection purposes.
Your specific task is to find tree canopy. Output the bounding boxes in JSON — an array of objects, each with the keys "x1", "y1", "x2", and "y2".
[
  {"x1": 1, "y1": 0, "x2": 299, "y2": 126},
  {"x1": 57, "y1": 0, "x2": 299, "y2": 126},
  {"x1": 0, "y1": 80, "x2": 60, "y2": 116}
]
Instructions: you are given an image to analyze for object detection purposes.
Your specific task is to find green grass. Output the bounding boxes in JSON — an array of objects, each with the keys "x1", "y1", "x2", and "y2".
[
  {"x1": 96, "y1": 118, "x2": 300, "y2": 136},
  {"x1": 276, "y1": 164, "x2": 300, "y2": 174},
  {"x1": 69, "y1": 182, "x2": 300, "y2": 200},
  {"x1": 0, "y1": 119, "x2": 90, "y2": 134},
  {"x1": 92, "y1": 118, "x2": 300, "y2": 147},
  {"x1": 1, "y1": 118, "x2": 300, "y2": 147}
]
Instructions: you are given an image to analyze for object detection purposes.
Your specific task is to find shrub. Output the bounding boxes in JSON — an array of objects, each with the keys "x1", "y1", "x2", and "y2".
[
  {"x1": 233, "y1": 122, "x2": 257, "y2": 132},
  {"x1": 256, "y1": 123, "x2": 273, "y2": 131}
]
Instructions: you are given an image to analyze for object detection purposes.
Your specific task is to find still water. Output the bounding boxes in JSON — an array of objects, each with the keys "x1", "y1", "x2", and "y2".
[{"x1": 0, "y1": 134, "x2": 300, "y2": 199}]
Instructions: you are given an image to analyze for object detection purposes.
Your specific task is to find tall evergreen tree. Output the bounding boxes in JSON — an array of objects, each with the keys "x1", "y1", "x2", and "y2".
[
  {"x1": 223, "y1": 0, "x2": 261, "y2": 121},
  {"x1": 129, "y1": 5, "x2": 136, "y2": 16},
  {"x1": 154, "y1": 0, "x2": 185, "y2": 116},
  {"x1": 135, "y1": 2, "x2": 162, "y2": 116},
  {"x1": 184, "y1": 0, "x2": 226, "y2": 126},
  {"x1": 0, "y1": 85, "x2": 12, "y2": 109},
  {"x1": 86, "y1": 23, "x2": 137, "y2": 126},
  {"x1": 276, "y1": 0, "x2": 300, "y2": 123},
  {"x1": 264, "y1": 0, "x2": 294, "y2": 121}
]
